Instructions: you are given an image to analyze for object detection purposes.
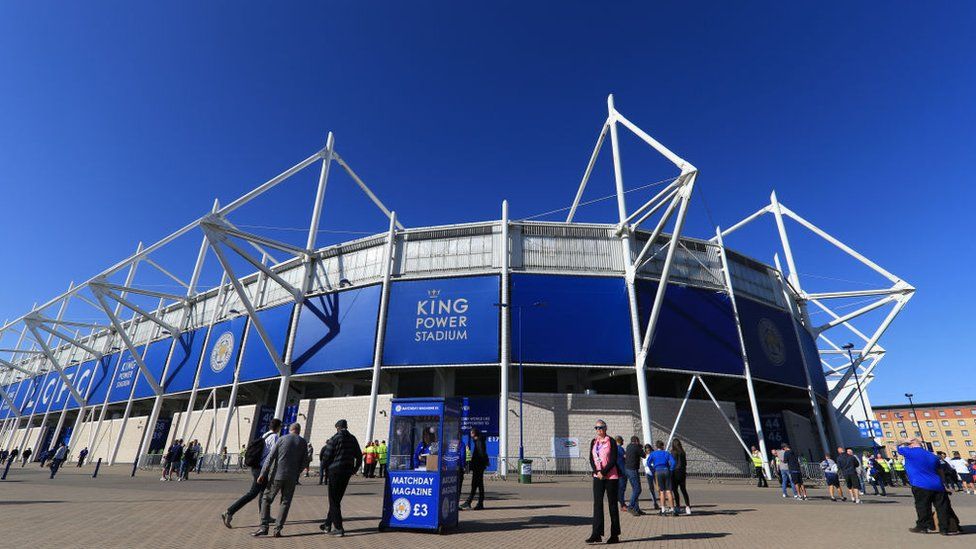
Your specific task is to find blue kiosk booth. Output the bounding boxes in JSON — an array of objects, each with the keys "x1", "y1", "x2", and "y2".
[{"x1": 380, "y1": 398, "x2": 462, "y2": 533}]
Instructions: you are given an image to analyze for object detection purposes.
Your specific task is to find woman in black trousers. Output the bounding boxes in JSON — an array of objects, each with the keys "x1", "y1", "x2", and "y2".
[
  {"x1": 671, "y1": 438, "x2": 691, "y2": 515},
  {"x1": 586, "y1": 420, "x2": 620, "y2": 545}
]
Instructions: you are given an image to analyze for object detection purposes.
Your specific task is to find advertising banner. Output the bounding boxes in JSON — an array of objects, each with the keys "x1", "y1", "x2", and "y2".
[
  {"x1": 50, "y1": 363, "x2": 81, "y2": 410},
  {"x1": 291, "y1": 285, "x2": 380, "y2": 375},
  {"x1": 552, "y1": 437, "x2": 581, "y2": 459},
  {"x1": 383, "y1": 275, "x2": 499, "y2": 366},
  {"x1": 196, "y1": 316, "x2": 247, "y2": 390},
  {"x1": 85, "y1": 354, "x2": 118, "y2": 406},
  {"x1": 65, "y1": 359, "x2": 98, "y2": 410},
  {"x1": 131, "y1": 341, "x2": 173, "y2": 400},
  {"x1": 0, "y1": 381, "x2": 22, "y2": 419},
  {"x1": 636, "y1": 280, "x2": 744, "y2": 376},
  {"x1": 387, "y1": 470, "x2": 441, "y2": 530},
  {"x1": 510, "y1": 274, "x2": 633, "y2": 365},
  {"x1": 239, "y1": 304, "x2": 293, "y2": 383},
  {"x1": 460, "y1": 397, "x2": 499, "y2": 472},
  {"x1": 18, "y1": 375, "x2": 43, "y2": 416},
  {"x1": 164, "y1": 327, "x2": 207, "y2": 394},
  {"x1": 106, "y1": 347, "x2": 145, "y2": 404},
  {"x1": 734, "y1": 295, "x2": 807, "y2": 389}
]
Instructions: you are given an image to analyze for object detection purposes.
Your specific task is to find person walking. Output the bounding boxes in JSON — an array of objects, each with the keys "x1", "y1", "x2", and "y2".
[
  {"x1": 318, "y1": 419, "x2": 363, "y2": 537},
  {"x1": 20, "y1": 447, "x2": 32, "y2": 466},
  {"x1": 623, "y1": 436, "x2": 643, "y2": 516},
  {"x1": 898, "y1": 437, "x2": 962, "y2": 535},
  {"x1": 238, "y1": 444, "x2": 246, "y2": 470},
  {"x1": 304, "y1": 441, "x2": 314, "y2": 478},
  {"x1": 671, "y1": 439, "x2": 691, "y2": 514},
  {"x1": 750, "y1": 446, "x2": 767, "y2": 487},
  {"x1": 948, "y1": 452, "x2": 974, "y2": 494},
  {"x1": 77, "y1": 447, "x2": 88, "y2": 467},
  {"x1": 460, "y1": 427, "x2": 488, "y2": 510},
  {"x1": 161, "y1": 440, "x2": 181, "y2": 481},
  {"x1": 252, "y1": 423, "x2": 308, "y2": 538},
  {"x1": 867, "y1": 454, "x2": 888, "y2": 496},
  {"x1": 821, "y1": 454, "x2": 842, "y2": 501},
  {"x1": 613, "y1": 435, "x2": 628, "y2": 513},
  {"x1": 773, "y1": 449, "x2": 796, "y2": 499},
  {"x1": 585, "y1": 419, "x2": 621, "y2": 545},
  {"x1": 780, "y1": 444, "x2": 807, "y2": 500},
  {"x1": 378, "y1": 440, "x2": 388, "y2": 478},
  {"x1": 179, "y1": 440, "x2": 196, "y2": 481},
  {"x1": 9, "y1": 448, "x2": 19, "y2": 465},
  {"x1": 49, "y1": 444, "x2": 67, "y2": 479},
  {"x1": 836, "y1": 447, "x2": 861, "y2": 504},
  {"x1": 222, "y1": 418, "x2": 282, "y2": 529},
  {"x1": 642, "y1": 443, "x2": 659, "y2": 511},
  {"x1": 38, "y1": 448, "x2": 49, "y2": 468},
  {"x1": 647, "y1": 440, "x2": 676, "y2": 514}
]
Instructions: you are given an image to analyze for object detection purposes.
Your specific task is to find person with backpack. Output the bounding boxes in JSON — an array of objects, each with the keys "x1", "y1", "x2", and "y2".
[
  {"x1": 221, "y1": 418, "x2": 282, "y2": 529},
  {"x1": 318, "y1": 419, "x2": 363, "y2": 537}
]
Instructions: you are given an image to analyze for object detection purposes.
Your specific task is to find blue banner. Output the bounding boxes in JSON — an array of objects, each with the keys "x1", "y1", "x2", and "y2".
[
  {"x1": 164, "y1": 327, "x2": 207, "y2": 393},
  {"x1": 50, "y1": 364, "x2": 81, "y2": 410},
  {"x1": 460, "y1": 397, "x2": 499, "y2": 473},
  {"x1": 85, "y1": 354, "x2": 118, "y2": 406},
  {"x1": 291, "y1": 285, "x2": 381, "y2": 375},
  {"x1": 734, "y1": 295, "x2": 807, "y2": 389},
  {"x1": 18, "y1": 375, "x2": 43, "y2": 415},
  {"x1": 255, "y1": 405, "x2": 275, "y2": 438},
  {"x1": 106, "y1": 347, "x2": 144, "y2": 404},
  {"x1": 636, "y1": 280, "x2": 744, "y2": 376},
  {"x1": 131, "y1": 340, "x2": 174, "y2": 400},
  {"x1": 386, "y1": 470, "x2": 441, "y2": 529},
  {"x1": 149, "y1": 417, "x2": 172, "y2": 452},
  {"x1": 383, "y1": 276, "x2": 499, "y2": 366},
  {"x1": 239, "y1": 304, "x2": 292, "y2": 383},
  {"x1": 196, "y1": 316, "x2": 247, "y2": 390},
  {"x1": 795, "y1": 319, "x2": 828, "y2": 397},
  {"x1": 65, "y1": 360, "x2": 98, "y2": 410},
  {"x1": 510, "y1": 274, "x2": 633, "y2": 365},
  {"x1": 0, "y1": 381, "x2": 22, "y2": 419}
]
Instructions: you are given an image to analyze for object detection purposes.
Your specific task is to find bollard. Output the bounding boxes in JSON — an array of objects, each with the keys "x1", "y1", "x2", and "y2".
[
  {"x1": 92, "y1": 458, "x2": 102, "y2": 478},
  {"x1": 131, "y1": 459, "x2": 138, "y2": 478},
  {"x1": 1, "y1": 458, "x2": 12, "y2": 480}
]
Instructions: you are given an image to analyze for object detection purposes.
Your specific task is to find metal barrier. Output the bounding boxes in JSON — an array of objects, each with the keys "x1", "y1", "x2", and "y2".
[{"x1": 137, "y1": 452, "x2": 248, "y2": 473}]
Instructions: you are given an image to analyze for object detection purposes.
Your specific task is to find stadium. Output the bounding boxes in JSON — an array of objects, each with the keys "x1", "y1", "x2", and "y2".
[{"x1": 0, "y1": 97, "x2": 912, "y2": 476}]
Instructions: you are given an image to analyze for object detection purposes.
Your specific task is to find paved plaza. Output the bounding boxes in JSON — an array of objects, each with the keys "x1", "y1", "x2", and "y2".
[{"x1": 0, "y1": 465, "x2": 973, "y2": 548}]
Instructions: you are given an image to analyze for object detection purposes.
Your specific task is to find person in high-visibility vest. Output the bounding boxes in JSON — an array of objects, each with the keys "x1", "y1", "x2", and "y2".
[
  {"x1": 876, "y1": 453, "x2": 892, "y2": 487},
  {"x1": 377, "y1": 440, "x2": 388, "y2": 478},
  {"x1": 363, "y1": 442, "x2": 377, "y2": 478},
  {"x1": 892, "y1": 455, "x2": 908, "y2": 486},
  {"x1": 750, "y1": 446, "x2": 767, "y2": 487}
]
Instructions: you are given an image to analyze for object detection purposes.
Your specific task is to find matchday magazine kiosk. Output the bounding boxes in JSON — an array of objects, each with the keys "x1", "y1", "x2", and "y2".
[{"x1": 380, "y1": 398, "x2": 462, "y2": 533}]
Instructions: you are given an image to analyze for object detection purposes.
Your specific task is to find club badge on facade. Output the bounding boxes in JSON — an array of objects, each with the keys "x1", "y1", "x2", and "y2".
[
  {"x1": 210, "y1": 331, "x2": 235, "y2": 373},
  {"x1": 757, "y1": 318, "x2": 786, "y2": 366}
]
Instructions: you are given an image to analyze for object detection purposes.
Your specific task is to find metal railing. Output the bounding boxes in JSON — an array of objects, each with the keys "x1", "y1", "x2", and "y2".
[{"x1": 137, "y1": 453, "x2": 250, "y2": 473}]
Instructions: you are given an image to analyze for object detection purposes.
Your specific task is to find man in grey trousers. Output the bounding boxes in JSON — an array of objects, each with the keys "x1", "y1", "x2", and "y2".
[{"x1": 253, "y1": 423, "x2": 308, "y2": 538}]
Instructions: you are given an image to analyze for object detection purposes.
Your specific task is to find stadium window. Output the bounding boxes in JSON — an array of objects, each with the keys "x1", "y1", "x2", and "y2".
[
  {"x1": 926, "y1": 421, "x2": 934, "y2": 427},
  {"x1": 949, "y1": 440, "x2": 957, "y2": 447},
  {"x1": 954, "y1": 410, "x2": 962, "y2": 416}
]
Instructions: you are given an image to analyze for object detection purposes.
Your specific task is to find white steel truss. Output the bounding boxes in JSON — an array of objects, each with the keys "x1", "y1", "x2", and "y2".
[{"x1": 715, "y1": 191, "x2": 914, "y2": 446}]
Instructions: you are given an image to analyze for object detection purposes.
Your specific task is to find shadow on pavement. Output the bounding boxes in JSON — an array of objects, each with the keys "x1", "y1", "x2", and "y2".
[
  {"x1": 625, "y1": 532, "x2": 730, "y2": 543},
  {"x1": 456, "y1": 514, "x2": 591, "y2": 533},
  {"x1": 0, "y1": 500, "x2": 65, "y2": 505}
]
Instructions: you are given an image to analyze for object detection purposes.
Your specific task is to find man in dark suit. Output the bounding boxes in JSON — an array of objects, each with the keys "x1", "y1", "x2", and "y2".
[
  {"x1": 253, "y1": 423, "x2": 308, "y2": 538},
  {"x1": 460, "y1": 427, "x2": 489, "y2": 510}
]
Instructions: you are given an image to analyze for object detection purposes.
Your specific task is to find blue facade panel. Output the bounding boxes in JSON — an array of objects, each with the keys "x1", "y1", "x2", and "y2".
[
  {"x1": 383, "y1": 276, "x2": 499, "y2": 366},
  {"x1": 86, "y1": 354, "x2": 118, "y2": 406},
  {"x1": 0, "y1": 381, "x2": 22, "y2": 419},
  {"x1": 106, "y1": 347, "x2": 145, "y2": 404},
  {"x1": 164, "y1": 328, "x2": 207, "y2": 394},
  {"x1": 196, "y1": 316, "x2": 247, "y2": 390},
  {"x1": 132, "y1": 340, "x2": 174, "y2": 400},
  {"x1": 292, "y1": 285, "x2": 381, "y2": 375},
  {"x1": 510, "y1": 274, "x2": 633, "y2": 365},
  {"x1": 66, "y1": 360, "x2": 98, "y2": 409},
  {"x1": 734, "y1": 295, "x2": 807, "y2": 389},
  {"x1": 50, "y1": 364, "x2": 81, "y2": 410},
  {"x1": 636, "y1": 280, "x2": 744, "y2": 376},
  {"x1": 796, "y1": 320, "x2": 828, "y2": 398},
  {"x1": 239, "y1": 304, "x2": 292, "y2": 383}
]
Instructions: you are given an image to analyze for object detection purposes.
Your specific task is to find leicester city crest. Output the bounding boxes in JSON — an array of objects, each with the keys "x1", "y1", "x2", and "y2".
[
  {"x1": 210, "y1": 331, "x2": 235, "y2": 373},
  {"x1": 757, "y1": 318, "x2": 786, "y2": 366},
  {"x1": 392, "y1": 497, "x2": 411, "y2": 521}
]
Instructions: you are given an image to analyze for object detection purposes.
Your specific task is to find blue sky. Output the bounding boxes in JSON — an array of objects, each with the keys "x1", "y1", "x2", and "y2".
[{"x1": 0, "y1": 2, "x2": 972, "y2": 405}]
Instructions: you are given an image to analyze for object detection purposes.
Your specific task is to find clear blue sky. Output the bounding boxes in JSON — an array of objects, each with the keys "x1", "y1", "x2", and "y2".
[{"x1": 0, "y1": 2, "x2": 972, "y2": 405}]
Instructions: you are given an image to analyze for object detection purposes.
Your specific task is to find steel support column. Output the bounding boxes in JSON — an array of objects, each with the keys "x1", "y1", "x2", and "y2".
[{"x1": 365, "y1": 212, "x2": 397, "y2": 445}]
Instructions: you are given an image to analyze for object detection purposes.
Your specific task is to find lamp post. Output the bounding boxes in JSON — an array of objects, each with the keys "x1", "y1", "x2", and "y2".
[
  {"x1": 843, "y1": 343, "x2": 873, "y2": 445},
  {"x1": 905, "y1": 393, "x2": 925, "y2": 445},
  {"x1": 494, "y1": 300, "x2": 545, "y2": 463}
]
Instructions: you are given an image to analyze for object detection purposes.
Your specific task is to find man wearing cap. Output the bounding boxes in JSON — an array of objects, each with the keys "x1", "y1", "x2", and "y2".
[{"x1": 318, "y1": 419, "x2": 363, "y2": 537}]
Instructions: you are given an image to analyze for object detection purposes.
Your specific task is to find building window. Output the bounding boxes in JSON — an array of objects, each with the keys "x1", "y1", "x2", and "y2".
[
  {"x1": 949, "y1": 440, "x2": 957, "y2": 447},
  {"x1": 963, "y1": 430, "x2": 970, "y2": 437},
  {"x1": 954, "y1": 410, "x2": 962, "y2": 416},
  {"x1": 927, "y1": 421, "x2": 934, "y2": 427},
  {"x1": 933, "y1": 441, "x2": 941, "y2": 447},
  {"x1": 924, "y1": 412, "x2": 931, "y2": 417},
  {"x1": 930, "y1": 431, "x2": 938, "y2": 437},
  {"x1": 899, "y1": 431, "x2": 907, "y2": 437},
  {"x1": 970, "y1": 450, "x2": 976, "y2": 457},
  {"x1": 942, "y1": 420, "x2": 950, "y2": 427},
  {"x1": 967, "y1": 441, "x2": 974, "y2": 447},
  {"x1": 959, "y1": 420, "x2": 967, "y2": 426},
  {"x1": 909, "y1": 412, "x2": 916, "y2": 418},
  {"x1": 946, "y1": 430, "x2": 953, "y2": 437},
  {"x1": 897, "y1": 422, "x2": 904, "y2": 427},
  {"x1": 915, "y1": 431, "x2": 922, "y2": 437},
  {"x1": 880, "y1": 413, "x2": 888, "y2": 419},
  {"x1": 912, "y1": 421, "x2": 918, "y2": 427},
  {"x1": 970, "y1": 409, "x2": 976, "y2": 415},
  {"x1": 939, "y1": 411, "x2": 946, "y2": 417},
  {"x1": 885, "y1": 432, "x2": 893, "y2": 438}
]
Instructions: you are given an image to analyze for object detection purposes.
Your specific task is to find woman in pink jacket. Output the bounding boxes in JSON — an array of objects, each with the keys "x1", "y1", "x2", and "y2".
[{"x1": 586, "y1": 419, "x2": 621, "y2": 544}]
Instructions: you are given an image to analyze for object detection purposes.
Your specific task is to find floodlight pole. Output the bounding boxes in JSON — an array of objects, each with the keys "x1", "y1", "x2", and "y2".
[
  {"x1": 498, "y1": 200, "x2": 511, "y2": 478},
  {"x1": 365, "y1": 211, "x2": 397, "y2": 445}
]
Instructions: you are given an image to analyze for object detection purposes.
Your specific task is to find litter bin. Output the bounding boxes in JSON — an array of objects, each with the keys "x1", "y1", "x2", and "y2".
[{"x1": 518, "y1": 459, "x2": 533, "y2": 484}]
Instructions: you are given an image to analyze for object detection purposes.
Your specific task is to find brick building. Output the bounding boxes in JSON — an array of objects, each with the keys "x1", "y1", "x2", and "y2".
[{"x1": 873, "y1": 400, "x2": 976, "y2": 457}]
